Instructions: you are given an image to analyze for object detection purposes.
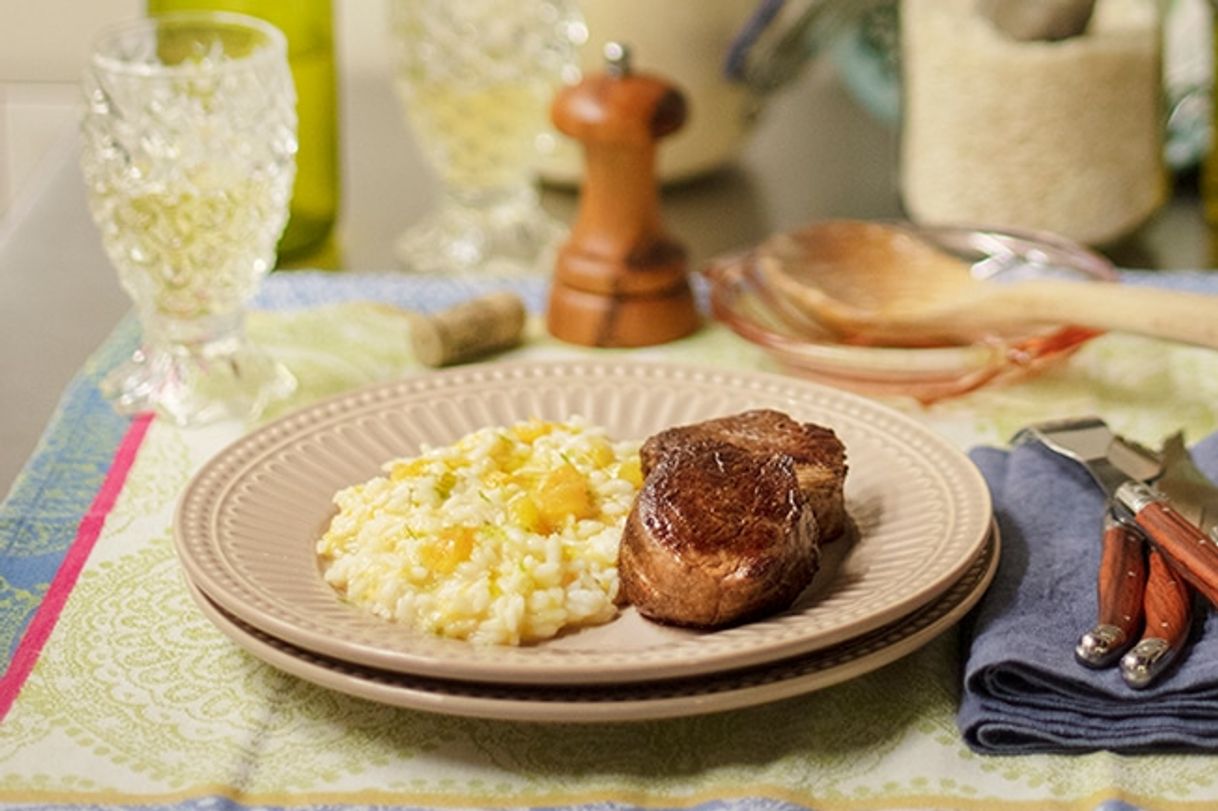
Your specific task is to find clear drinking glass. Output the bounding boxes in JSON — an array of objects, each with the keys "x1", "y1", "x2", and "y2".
[
  {"x1": 389, "y1": 0, "x2": 584, "y2": 276},
  {"x1": 80, "y1": 12, "x2": 298, "y2": 425}
]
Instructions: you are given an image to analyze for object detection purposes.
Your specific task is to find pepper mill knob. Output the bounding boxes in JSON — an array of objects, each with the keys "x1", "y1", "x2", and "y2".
[{"x1": 545, "y1": 42, "x2": 699, "y2": 347}]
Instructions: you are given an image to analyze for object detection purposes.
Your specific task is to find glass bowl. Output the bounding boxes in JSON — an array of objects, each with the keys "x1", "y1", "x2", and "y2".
[{"x1": 703, "y1": 221, "x2": 1117, "y2": 403}]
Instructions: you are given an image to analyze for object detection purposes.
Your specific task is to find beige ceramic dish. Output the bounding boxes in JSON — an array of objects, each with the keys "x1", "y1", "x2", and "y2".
[
  {"x1": 174, "y1": 360, "x2": 992, "y2": 685},
  {"x1": 184, "y1": 524, "x2": 999, "y2": 723}
]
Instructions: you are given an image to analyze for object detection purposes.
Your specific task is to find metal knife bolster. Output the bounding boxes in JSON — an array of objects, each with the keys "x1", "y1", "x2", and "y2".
[
  {"x1": 1121, "y1": 637, "x2": 1174, "y2": 689},
  {"x1": 1076, "y1": 624, "x2": 1130, "y2": 668},
  {"x1": 1115, "y1": 481, "x2": 1218, "y2": 607},
  {"x1": 1117, "y1": 481, "x2": 1167, "y2": 514}
]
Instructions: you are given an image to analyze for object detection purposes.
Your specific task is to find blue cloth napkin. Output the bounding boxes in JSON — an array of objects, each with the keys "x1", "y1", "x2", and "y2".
[{"x1": 959, "y1": 431, "x2": 1218, "y2": 754}]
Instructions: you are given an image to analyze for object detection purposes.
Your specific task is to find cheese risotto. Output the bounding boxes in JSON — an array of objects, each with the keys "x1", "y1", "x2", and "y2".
[{"x1": 317, "y1": 418, "x2": 642, "y2": 645}]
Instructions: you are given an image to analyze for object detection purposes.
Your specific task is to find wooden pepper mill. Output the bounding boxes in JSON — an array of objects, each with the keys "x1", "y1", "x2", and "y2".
[{"x1": 546, "y1": 43, "x2": 700, "y2": 347}]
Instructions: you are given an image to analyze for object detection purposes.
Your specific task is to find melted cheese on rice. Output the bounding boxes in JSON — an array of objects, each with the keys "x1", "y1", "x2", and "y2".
[{"x1": 317, "y1": 418, "x2": 642, "y2": 645}]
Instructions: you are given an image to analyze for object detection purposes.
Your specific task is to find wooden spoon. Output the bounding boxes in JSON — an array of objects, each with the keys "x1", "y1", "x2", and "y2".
[{"x1": 755, "y1": 221, "x2": 1218, "y2": 349}]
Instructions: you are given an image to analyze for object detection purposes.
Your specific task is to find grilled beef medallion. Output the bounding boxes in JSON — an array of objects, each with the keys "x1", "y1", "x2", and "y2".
[
  {"x1": 619, "y1": 439, "x2": 820, "y2": 628},
  {"x1": 639, "y1": 409, "x2": 850, "y2": 542}
]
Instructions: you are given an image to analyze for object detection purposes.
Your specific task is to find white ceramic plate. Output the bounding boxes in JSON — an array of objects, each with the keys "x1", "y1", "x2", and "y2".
[
  {"x1": 184, "y1": 525, "x2": 999, "y2": 723},
  {"x1": 174, "y1": 360, "x2": 992, "y2": 685}
]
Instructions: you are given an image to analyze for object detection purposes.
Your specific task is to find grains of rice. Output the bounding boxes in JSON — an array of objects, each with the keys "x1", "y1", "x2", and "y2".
[{"x1": 316, "y1": 417, "x2": 642, "y2": 645}]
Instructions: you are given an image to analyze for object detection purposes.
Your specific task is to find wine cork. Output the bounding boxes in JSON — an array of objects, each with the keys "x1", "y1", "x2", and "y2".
[{"x1": 409, "y1": 292, "x2": 527, "y2": 367}]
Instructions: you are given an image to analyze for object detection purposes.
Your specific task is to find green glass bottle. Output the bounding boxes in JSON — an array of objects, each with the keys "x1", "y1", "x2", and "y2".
[{"x1": 146, "y1": 0, "x2": 340, "y2": 262}]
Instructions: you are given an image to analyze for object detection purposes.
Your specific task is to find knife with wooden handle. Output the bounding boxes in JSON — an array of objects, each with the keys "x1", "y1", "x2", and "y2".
[
  {"x1": 1014, "y1": 419, "x2": 1215, "y2": 686},
  {"x1": 1115, "y1": 481, "x2": 1218, "y2": 606},
  {"x1": 1075, "y1": 513, "x2": 1146, "y2": 668},
  {"x1": 1011, "y1": 418, "x2": 1218, "y2": 610},
  {"x1": 1121, "y1": 545, "x2": 1193, "y2": 688}
]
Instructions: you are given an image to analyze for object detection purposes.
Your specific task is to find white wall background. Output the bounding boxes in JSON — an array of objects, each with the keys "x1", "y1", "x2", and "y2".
[{"x1": 0, "y1": 0, "x2": 393, "y2": 214}]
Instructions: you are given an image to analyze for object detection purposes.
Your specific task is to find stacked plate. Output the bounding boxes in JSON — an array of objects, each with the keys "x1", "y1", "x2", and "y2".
[{"x1": 173, "y1": 360, "x2": 998, "y2": 723}]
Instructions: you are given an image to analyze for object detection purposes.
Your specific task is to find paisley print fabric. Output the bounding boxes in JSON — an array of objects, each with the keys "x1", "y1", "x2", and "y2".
[{"x1": 3, "y1": 271, "x2": 1218, "y2": 810}]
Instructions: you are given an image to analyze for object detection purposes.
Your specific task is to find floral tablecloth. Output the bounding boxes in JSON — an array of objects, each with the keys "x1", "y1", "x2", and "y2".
[{"x1": 4, "y1": 270, "x2": 1218, "y2": 811}]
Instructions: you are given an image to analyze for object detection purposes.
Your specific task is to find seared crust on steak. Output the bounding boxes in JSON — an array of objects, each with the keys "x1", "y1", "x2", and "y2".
[
  {"x1": 640, "y1": 409, "x2": 850, "y2": 541},
  {"x1": 619, "y1": 440, "x2": 820, "y2": 628}
]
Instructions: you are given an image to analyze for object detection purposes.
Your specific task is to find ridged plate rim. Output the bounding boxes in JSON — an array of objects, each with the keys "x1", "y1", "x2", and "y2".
[
  {"x1": 183, "y1": 524, "x2": 999, "y2": 722},
  {"x1": 173, "y1": 359, "x2": 992, "y2": 685}
]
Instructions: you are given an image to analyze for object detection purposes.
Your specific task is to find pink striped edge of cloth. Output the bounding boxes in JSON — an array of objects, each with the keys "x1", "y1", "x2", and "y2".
[{"x1": 0, "y1": 412, "x2": 155, "y2": 720}]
